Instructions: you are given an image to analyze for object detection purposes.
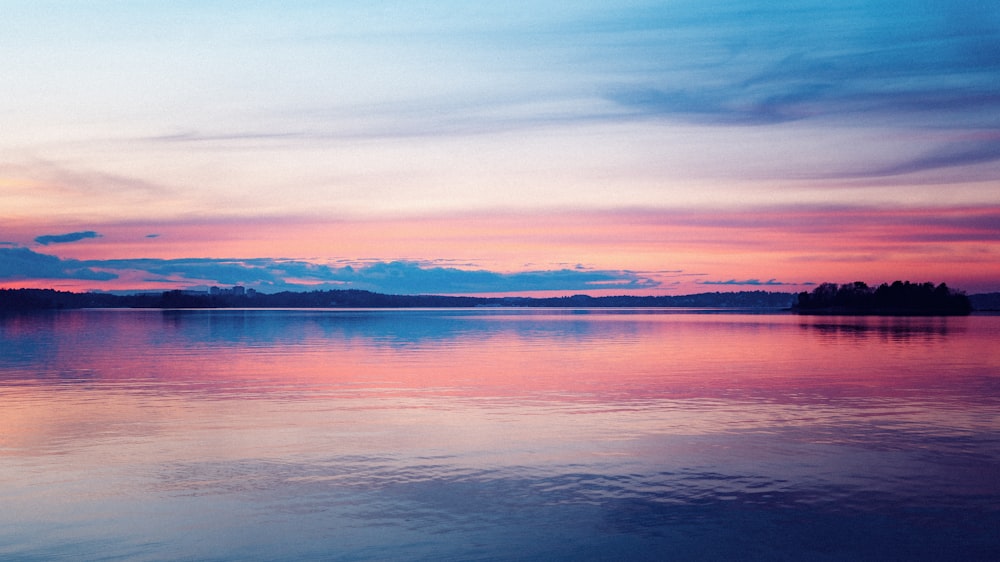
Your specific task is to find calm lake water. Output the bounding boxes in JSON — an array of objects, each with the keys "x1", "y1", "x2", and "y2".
[{"x1": 1, "y1": 309, "x2": 998, "y2": 561}]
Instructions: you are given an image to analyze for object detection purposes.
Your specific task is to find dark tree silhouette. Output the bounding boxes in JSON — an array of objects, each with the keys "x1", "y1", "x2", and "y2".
[{"x1": 795, "y1": 281, "x2": 971, "y2": 315}]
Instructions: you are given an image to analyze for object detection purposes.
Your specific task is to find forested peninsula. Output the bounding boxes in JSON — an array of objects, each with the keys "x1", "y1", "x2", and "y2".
[{"x1": 793, "y1": 281, "x2": 973, "y2": 315}]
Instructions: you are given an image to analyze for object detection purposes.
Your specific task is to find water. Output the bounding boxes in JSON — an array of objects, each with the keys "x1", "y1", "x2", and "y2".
[{"x1": 1, "y1": 309, "x2": 998, "y2": 560}]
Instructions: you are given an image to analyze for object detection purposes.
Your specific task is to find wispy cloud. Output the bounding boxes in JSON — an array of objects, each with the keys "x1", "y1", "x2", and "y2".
[
  {"x1": 853, "y1": 138, "x2": 1000, "y2": 178},
  {"x1": 35, "y1": 231, "x2": 101, "y2": 246},
  {"x1": 602, "y1": 2, "x2": 1000, "y2": 125},
  {"x1": 140, "y1": 93, "x2": 613, "y2": 148},
  {"x1": 2, "y1": 161, "x2": 170, "y2": 199},
  {"x1": 125, "y1": 2, "x2": 1000, "y2": 185},
  {"x1": 698, "y1": 279, "x2": 804, "y2": 287},
  {"x1": 0, "y1": 160, "x2": 179, "y2": 221},
  {"x1": 596, "y1": 2, "x2": 1000, "y2": 181}
]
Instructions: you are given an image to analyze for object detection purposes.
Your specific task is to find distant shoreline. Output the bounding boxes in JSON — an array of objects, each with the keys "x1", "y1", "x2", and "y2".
[
  {"x1": 0, "y1": 287, "x2": 795, "y2": 311},
  {"x1": 2, "y1": 286, "x2": 999, "y2": 313}
]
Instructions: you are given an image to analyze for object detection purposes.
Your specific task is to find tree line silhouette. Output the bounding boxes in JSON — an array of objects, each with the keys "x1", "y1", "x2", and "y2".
[
  {"x1": 794, "y1": 281, "x2": 971, "y2": 315},
  {"x1": 0, "y1": 287, "x2": 794, "y2": 311},
  {"x1": 1, "y1": 283, "x2": 987, "y2": 314}
]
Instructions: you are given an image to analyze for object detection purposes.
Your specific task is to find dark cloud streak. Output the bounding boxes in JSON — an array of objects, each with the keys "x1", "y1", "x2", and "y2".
[
  {"x1": 856, "y1": 139, "x2": 1000, "y2": 178},
  {"x1": 698, "y1": 279, "x2": 801, "y2": 287},
  {"x1": 34, "y1": 231, "x2": 101, "y2": 245}
]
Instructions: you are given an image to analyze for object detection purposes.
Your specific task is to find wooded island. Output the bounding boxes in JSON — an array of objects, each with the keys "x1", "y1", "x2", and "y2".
[{"x1": 793, "y1": 281, "x2": 972, "y2": 315}]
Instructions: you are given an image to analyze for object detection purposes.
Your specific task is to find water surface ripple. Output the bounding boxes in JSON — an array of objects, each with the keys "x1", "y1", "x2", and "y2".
[{"x1": 1, "y1": 309, "x2": 998, "y2": 560}]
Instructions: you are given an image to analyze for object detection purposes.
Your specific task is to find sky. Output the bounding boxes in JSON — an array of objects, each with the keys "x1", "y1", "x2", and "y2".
[{"x1": 2, "y1": 0, "x2": 999, "y2": 295}]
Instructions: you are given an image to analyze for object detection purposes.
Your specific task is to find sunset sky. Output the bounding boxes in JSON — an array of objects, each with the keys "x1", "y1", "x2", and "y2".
[{"x1": 2, "y1": 1, "x2": 999, "y2": 295}]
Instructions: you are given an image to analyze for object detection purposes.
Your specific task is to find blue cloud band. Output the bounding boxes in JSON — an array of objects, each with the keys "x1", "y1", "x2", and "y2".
[
  {"x1": 0, "y1": 248, "x2": 663, "y2": 294},
  {"x1": 0, "y1": 247, "x2": 116, "y2": 281}
]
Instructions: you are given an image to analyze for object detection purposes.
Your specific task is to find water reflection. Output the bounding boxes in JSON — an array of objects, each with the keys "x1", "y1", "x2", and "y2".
[
  {"x1": 1, "y1": 310, "x2": 998, "y2": 560},
  {"x1": 798, "y1": 314, "x2": 959, "y2": 341},
  {"x1": 157, "y1": 308, "x2": 679, "y2": 347}
]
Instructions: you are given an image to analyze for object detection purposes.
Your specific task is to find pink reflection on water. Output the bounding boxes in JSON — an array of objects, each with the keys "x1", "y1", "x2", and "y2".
[{"x1": 3, "y1": 311, "x2": 996, "y2": 402}]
